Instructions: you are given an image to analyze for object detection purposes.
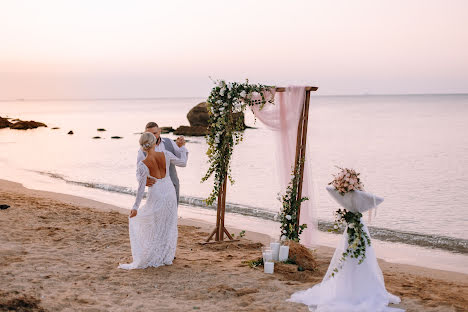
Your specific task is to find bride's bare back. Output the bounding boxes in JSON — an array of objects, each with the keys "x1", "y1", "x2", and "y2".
[{"x1": 143, "y1": 152, "x2": 167, "y2": 179}]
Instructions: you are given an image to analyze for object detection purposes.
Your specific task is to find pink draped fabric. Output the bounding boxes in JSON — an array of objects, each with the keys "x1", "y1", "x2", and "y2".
[{"x1": 251, "y1": 86, "x2": 317, "y2": 247}]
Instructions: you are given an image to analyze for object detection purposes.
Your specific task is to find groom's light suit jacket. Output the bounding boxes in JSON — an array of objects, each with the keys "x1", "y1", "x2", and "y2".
[{"x1": 137, "y1": 137, "x2": 188, "y2": 204}]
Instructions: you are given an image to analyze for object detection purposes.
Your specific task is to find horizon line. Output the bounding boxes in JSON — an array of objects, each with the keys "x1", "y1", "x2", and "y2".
[{"x1": 1, "y1": 92, "x2": 468, "y2": 102}]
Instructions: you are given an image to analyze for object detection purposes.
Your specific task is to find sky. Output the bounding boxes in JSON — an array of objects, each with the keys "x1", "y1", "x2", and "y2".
[{"x1": 1, "y1": 0, "x2": 467, "y2": 99}]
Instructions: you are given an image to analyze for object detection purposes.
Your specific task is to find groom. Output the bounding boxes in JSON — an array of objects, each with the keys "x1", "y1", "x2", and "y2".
[{"x1": 137, "y1": 122, "x2": 188, "y2": 204}]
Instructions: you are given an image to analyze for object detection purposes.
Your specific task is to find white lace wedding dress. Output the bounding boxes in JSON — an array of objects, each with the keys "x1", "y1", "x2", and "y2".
[
  {"x1": 289, "y1": 188, "x2": 404, "y2": 312},
  {"x1": 119, "y1": 149, "x2": 187, "y2": 270}
]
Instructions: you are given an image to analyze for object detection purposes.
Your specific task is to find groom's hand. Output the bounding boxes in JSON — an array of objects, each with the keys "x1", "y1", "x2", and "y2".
[
  {"x1": 176, "y1": 136, "x2": 186, "y2": 147},
  {"x1": 129, "y1": 210, "x2": 137, "y2": 218},
  {"x1": 146, "y1": 177, "x2": 155, "y2": 187}
]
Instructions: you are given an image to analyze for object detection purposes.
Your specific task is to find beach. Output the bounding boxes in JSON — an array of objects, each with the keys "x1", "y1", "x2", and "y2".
[{"x1": 1, "y1": 179, "x2": 466, "y2": 312}]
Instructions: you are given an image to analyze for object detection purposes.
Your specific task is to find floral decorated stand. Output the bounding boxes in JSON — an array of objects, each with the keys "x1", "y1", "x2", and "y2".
[{"x1": 289, "y1": 168, "x2": 404, "y2": 312}]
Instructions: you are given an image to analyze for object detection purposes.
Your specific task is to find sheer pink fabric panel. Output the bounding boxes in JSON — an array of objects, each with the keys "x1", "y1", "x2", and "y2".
[{"x1": 251, "y1": 86, "x2": 317, "y2": 246}]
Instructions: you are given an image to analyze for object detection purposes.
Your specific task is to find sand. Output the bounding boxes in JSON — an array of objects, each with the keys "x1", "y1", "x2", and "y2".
[{"x1": 0, "y1": 179, "x2": 467, "y2": 312}]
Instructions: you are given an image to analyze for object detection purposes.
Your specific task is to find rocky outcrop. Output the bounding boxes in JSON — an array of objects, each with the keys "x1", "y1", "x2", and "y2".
[
  {"x1": 160, "y1": 126, "x2": 175, "y2": 134},
  {"x1": 0, "y1": 117, "x2": 12, "y2": 129},
  {"x1": 9, "y1": 120, "x2": 47, "y2": 130},
  {"x1": 174, "y1": 126, "x2": 208, "y2": 136},
  {"x1": 231, "y1": 112, "x2": 246, "y2": 130},
  {"x1": 186, "y1": 102, "x2": 246, "y2": 129},
  {"x1": 1, "y1": 116, "x2": 47, "y2": 130},
  {"x1": 176, "y1": 102, "x2": 247, "y2": 137},
  {"x1": 187, "y1": 102, "x2": 210, "y2": 127}
]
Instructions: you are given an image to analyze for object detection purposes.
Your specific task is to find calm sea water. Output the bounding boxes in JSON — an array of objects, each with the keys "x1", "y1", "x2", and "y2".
[{"x1": 1, "y1": 95, "x2": 467, "y2": 254}]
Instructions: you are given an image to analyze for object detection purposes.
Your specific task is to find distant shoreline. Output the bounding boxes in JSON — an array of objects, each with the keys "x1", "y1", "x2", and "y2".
[{"x1": 1, "y1": 92, "x2": 467, "y2": 102}]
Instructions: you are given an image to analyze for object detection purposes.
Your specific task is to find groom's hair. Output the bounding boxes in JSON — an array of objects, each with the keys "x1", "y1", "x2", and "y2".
[{"x1": 145, "y1": 122, "x2": 159, "y2": 129}]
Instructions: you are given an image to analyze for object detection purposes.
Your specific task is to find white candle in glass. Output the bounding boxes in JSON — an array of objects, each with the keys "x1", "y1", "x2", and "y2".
[
  {"x1": 261, "y1": 247, "x2": 271, "y2": 263},
  {"x1": 279, "y1": 245, "x2": 289, "y2": 262},
  {"x1": 270, "y1": 242, "x2": 280, "y2": 261},
  {"x1": 263, "y1": 251, "x2": 273, "y2": 263},
  {"x1": 264, "y1": 261, "x2": 274, "y2": 274}
]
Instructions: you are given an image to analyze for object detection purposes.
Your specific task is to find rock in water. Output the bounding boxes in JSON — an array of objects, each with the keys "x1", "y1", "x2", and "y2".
[
  {"x1": 97, "y1": 128, "x2": 106, "y2": 131},
  {"x1": 0, "y1": 116, "x2": 12, "y2": 129},
  {"x1": 180, "y1": 102, "x2": 247, "y2": 137},
  {"x1": 174, "y1": 126, "x2": 208, "y2": 136},
  {"x1": 9, "y1": 120, "x2": 47, "y2": 130},
  {"x1": 160, "y1": 126, "x2": 175, "y2": 134},
  {"x1": 92, "y1": 136, "x2": 101, "y2": 139},
  {"x1": 187, "y1": 102, "x2": 246, "y2": 129},
  {"x1": 232, "y1": 112, "x2": 246, "y2": 130},
  {"x1": 68, "y1": 131, "x2": 74, "y2": 135},
  {"x1": 111, "y1": 136, "x2": 123, "y2": 139},
  {"x1": 187, "y1": 102, "x2": 210, "y2": 127}
]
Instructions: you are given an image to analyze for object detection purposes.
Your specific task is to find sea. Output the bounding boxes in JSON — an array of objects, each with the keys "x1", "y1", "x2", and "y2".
[{"x1": 1, "y1": 94, "x2": 467, "y2": 273}]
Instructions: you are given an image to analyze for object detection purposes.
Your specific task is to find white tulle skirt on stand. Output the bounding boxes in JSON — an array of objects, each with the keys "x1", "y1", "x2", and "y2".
[{"x1": 288, "y1": 221, "x2": 404, "y2": 312}]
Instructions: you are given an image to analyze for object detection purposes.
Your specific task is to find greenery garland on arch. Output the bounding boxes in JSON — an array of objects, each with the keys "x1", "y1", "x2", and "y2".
[
  {"x1": 201, "y1": 79, "x2": 274, "y2": 206},
  {"x1": 276, "y1": 159, "x2": 309, "y2": 242}
]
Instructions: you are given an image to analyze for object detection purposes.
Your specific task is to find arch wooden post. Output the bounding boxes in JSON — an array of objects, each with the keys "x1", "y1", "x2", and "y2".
[
  {"x1": 294, "y1": 89, "x2": 312, "y2": 235},
  {"x1": 205, "y1": 86, "x2": 318, "y2": 243}
]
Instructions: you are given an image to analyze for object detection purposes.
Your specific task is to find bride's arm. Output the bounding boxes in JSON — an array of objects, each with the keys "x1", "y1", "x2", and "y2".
[
  {"x1": 131, "y1": 162, "x2": 148, "y2": 213},
  {"x1": 166, "y1": 146, "x2": 188, "y2": 167}
]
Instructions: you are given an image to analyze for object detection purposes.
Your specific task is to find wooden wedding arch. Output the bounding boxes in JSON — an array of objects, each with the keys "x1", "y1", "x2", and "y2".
[{"x1": 206, "y1": 86, "x2": 319, "y2": 243}]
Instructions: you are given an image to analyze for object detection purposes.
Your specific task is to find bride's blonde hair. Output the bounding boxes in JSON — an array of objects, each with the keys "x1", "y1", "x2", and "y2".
[{"x1": 139, "y1": 132, "x2": 157, "y2": 151}]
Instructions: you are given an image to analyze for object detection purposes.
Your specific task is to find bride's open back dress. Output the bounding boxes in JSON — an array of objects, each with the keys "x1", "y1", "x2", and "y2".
[{"x1": 119, "y1": 149, "x2": 187, "y2": 270}]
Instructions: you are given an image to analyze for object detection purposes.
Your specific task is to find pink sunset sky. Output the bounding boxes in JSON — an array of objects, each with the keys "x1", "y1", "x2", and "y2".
[{"x1": 1, "y1": 0, "x2": 467, "y2": 99}]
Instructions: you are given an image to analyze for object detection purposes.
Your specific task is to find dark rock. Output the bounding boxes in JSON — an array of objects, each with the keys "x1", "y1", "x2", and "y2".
[
  {"x1": 232, "y1": 112, "x2": 246, "y2": 130},
  {"x1": 0, "y1": 116, "x2": 12, "y2": 129},
  {"x1": 97, "y1": 128, "x2": 106, "y2": 131},
  {"x1": 111, "y1": 136, "x2": 123, "y2": 139},
  {"x1": 187, "y1": 102, "x2": 210, "y2": 127},
  {"x1": 186, "y1": 102, "x2": 246, "y2": 129},
  {"x1": 68, "y1": 131, "x2": 74, "y2": 135},
  {"x1": 160, "y1": 126, "x2": 175, "y2": 134},
  {"x1": 51, "y1": 127, "x2": 60, "y2": 130},
  {"x1": 174, "y1": 126, "x2": 208, "y2": 136},
  {"x1": 92, "y1": 136, "x2": 101, "y2": 139},
  {"x1": 0, "y1": 204, "x2": 10, "y2": 210},
  {"x1": 10, "y1": 120, "x2": 47, "y2": 130}
]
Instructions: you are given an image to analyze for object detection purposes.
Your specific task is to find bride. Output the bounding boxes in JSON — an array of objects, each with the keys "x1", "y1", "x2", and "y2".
[{"x1": 119, "y1": 132, "x2": 187, "y2": 270}]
